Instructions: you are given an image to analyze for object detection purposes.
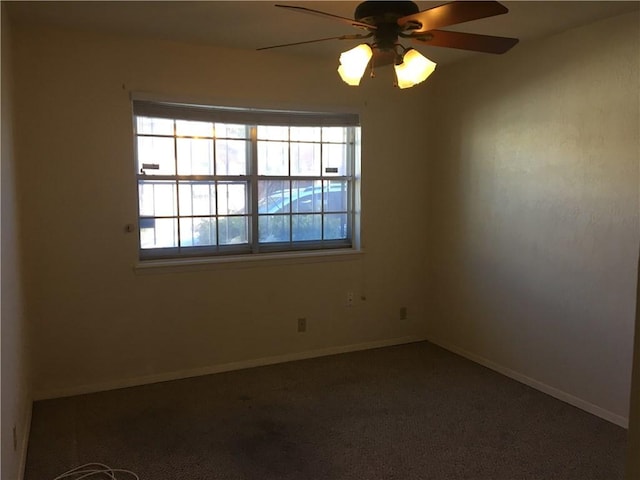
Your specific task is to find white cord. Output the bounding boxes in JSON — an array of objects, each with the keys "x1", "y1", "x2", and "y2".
[{"x1": 53, "y1": 463, "x2": 139, "y2": 480}]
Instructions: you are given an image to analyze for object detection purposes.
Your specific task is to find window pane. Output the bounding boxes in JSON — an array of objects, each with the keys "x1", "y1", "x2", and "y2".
[
  {"x1": 138, "y1": 180, "x2": 177, "y2": 217},
  {"x1": 292, "y1": 214, "x2": 322, "y2": 241},
  {"x1": 323, "y1": 143, "x2": 348, "y2": 176},
  {"x1": 322, "y1": 127, "x2": 347, "y2": 143},
  {"x1": 217, "y1": 182, "x2": 247, "y2": 215},
  {"x1": 259, "y1": 180, "x2": 289, "y2": 214},
  {"x1": 325, "y1": 180, "x2": 348, "y2": 212},
  {"x1": 177, "y1": 138, "x2": 213, "y2": 175},
  {"x1": 259, "y1": 215, "x2": 290, "y2": 243},
  {"x1": 137, "y1": 116, "x2": 173, "y2": 136},
  {"x1": 218, "y1": 216, "x2": 248, "y2": 245},
  {"x1": 290, "y1": 127, "x2": 320, "y2": 142},
  {"x1": 176, "y1": 120, "x2": 213, "y2": 138},
  {"x1": 180, "y1": 217, "x2": 216, "y2": 247},
  {"x1": 258, "y1": 126, "x2": 288, "y2": 141},
  {"x1": 138, "y1": 182, "x2": 155, "y2": 217},
  {"x1": 324, "y1": 213, "x2": 348, "y2": 240},
  {"x1": 216, "y1": 139, "x2": 248, "y2": 175},
  {"x1": 216, "y1": 123, "x2": 248, "y2": 139},
  {"x1": 137, "y1": 136, "x2": 175, "y2": 175},
  {"x1": 291, "y1": 142, "x2": 321, "y2": 176},
  {"x1": 292, "y1": 181, "x2": 321, "y2": 213},
  {"x1": 258, "y1": 141, "x2": 288, "y2": 176},
  {"x1": 140, "y1": 217, "x2": 178, "y2": 249},
  {"x1": 178, "y1": 182, "x2": 215, "y2": 216}
]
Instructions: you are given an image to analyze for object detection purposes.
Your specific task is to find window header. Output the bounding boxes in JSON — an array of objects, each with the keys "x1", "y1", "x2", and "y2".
[{"x1": 133, "y1": 100, "x2": 360, "y2": 128}]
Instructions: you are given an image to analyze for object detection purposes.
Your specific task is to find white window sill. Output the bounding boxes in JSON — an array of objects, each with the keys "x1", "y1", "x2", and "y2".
[{"x1": 133, "y1": 248, "x2": 364, "y2": 274}]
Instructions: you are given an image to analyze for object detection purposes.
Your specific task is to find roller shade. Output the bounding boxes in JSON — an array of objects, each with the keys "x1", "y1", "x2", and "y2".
[{"x1": 133, "y1": 100, "x2": 359, "y2": 127}]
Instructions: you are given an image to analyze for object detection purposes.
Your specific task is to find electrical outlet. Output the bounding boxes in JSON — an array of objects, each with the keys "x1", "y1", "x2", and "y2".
[
  {"x1": 347, "y1": 292, "x2": 354, "y2": 307},
  {"x1": 297, "y1": 318, "x2": 307, "y2": 333},
  {"x1": 13, "y1": 425, "x2": 17, "y2": 451},
  {"x1": 399, "y1": 307, "x2": 408, "y2": 320}
]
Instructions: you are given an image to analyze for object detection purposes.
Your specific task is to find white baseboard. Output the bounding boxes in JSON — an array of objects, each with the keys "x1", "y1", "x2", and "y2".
[
  {"x1": 35, "y1": 336, "x2": 426, "y2": 401},
  {"x1": 18, "y1": 402, "x2": 32, "y2": 480},
  {"x1": 427, "y1": 336, "x2": 629, "y2": 429}
]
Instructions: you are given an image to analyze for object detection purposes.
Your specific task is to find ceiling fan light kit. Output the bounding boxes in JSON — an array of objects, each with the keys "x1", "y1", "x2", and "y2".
[
  {"x1": 259, "y1": 1, "x2": 519, "y2": 89},
  {"x1": 394, "y1": 48, "x2": 437, "y2": 89},
  {"x1": 337, "y1": 43, "x2": 374, "y2": 86}
]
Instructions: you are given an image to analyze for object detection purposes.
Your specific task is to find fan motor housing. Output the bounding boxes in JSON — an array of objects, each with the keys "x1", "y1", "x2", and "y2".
[
  {"x1": 354, "y1": 1, "x2": 419, "y2": 50},
  {"x1": 354, "y1": 1, "x2": 419, "y2": 23}
]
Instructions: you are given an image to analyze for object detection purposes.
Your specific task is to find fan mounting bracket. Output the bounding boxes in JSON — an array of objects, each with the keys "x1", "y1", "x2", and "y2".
[{"x1": 400, "y1": 31, "x2": 434, "y2": 42}]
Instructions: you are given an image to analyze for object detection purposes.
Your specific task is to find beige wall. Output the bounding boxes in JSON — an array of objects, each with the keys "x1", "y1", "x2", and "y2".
[
  {"x1": 627, "y1": 254, "x2": 640, "y2": 478},
  {"x1": 1, "y1": 4, "x2": 32, "y2": 480},
  {"x1": 425, "y1": 11, "x2": 639, "y2": 422},
  {"x1": 11, "y1": 24, "x2": 431, "y2": 397}
]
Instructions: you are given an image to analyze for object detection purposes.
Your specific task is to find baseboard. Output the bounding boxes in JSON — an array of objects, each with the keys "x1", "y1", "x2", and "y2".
[
  {"x1": 18, "y1": 401, "x2": 33, "y2": 480},
  {"x1": 427, "y1": 336, "x2": 629, "y2": 429},
  {"x1": 35, "y1": 335, "x2": 426, "y2": 400}
]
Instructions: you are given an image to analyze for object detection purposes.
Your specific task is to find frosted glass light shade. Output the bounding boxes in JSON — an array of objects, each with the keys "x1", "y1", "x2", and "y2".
[
  {"x1": 394, "y1": 49, "x2": 437, "y2": 89},
  {"x1": 337, "y1": 44, "x2": 373, "y2": 86}
]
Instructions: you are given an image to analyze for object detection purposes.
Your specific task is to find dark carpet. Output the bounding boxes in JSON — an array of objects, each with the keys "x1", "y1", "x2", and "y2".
[{"x1": 24, "y1": 341, "x2": 627, "y2": 479}]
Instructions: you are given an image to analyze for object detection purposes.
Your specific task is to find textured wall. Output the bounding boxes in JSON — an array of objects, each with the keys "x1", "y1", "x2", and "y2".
[
  {"x1": 11, "y1": 25, "x2": 430, "y2": 397},
  {"x1": 426, "y1": 11, "x2": 639, "y2": 421},
  {"x1": 627, "y1": 253, "x2": 640, "y2": 478},
  {"x1": 1, "y1": 4, "x2": 31, "y2": 480}
]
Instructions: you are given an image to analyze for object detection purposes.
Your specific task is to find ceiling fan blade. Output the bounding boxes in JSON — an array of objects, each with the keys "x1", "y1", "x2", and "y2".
[
  {"x1": 412, "y1": 30, "x2": 518, "y2": 54},
  {"x1": 257, "y1": 34, "x2": 371, "y2": 51},
  {"x1": 398, "y1": 1, "x2": 508, "y2": 34},
  {"x1": 275, "y1": 4, "x2": 376, "y2": 30}
]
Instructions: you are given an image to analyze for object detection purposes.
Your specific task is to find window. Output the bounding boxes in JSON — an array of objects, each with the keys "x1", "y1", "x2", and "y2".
[{"x1": 133, "y1": 100, "x2": 360, "y2": 261}]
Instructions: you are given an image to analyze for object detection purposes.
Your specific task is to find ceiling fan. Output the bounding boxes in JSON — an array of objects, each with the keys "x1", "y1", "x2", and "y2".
[{"x1": 257, "y1": 1, "x2": 519, "y2": 88}]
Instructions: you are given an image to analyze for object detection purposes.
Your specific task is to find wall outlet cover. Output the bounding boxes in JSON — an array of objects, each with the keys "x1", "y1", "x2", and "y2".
[{"x1": 297, "y1": 318, "x2": 307, "y2": 333}]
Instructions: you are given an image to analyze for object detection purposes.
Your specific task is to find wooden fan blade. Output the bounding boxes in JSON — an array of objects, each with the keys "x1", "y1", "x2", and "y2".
[
  {"x1": 275, "y1": 4, "x2": 376, "y2": 30},
  {"x1": 412, "y1": 30, "x2": 518, "y2": 54},
  {"x1": 398, "y1": 1, "x2": 508, "y2": 34},
  {"x1": 257, "y1": 34, "x2": 371, "y2": 51}
]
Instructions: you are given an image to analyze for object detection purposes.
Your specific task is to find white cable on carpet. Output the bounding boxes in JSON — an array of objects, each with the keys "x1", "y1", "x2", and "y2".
[{"x1": 53, "y1": 463, "x2": 139, "y2": 480}]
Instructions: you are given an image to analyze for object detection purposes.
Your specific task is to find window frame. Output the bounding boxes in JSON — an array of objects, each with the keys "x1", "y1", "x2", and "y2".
[{"x1": 132, "y1": 99, "x2": 361, "y2": 262}]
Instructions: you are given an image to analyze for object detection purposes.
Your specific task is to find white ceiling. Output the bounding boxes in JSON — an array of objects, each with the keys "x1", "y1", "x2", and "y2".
[{"x1": 7, "y1": 1, "x2": 640, "y2": 64}]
